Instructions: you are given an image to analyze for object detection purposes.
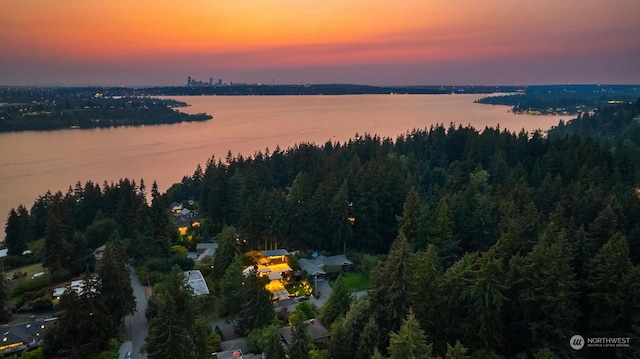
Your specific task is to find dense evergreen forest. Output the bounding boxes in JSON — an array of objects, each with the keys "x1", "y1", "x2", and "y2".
[
  {"x1": 3, "y1": 99, "x2": 640, "y2": 358},
  {"x1": 0, "y1": 88, "x2": 211, "y2": 132}
]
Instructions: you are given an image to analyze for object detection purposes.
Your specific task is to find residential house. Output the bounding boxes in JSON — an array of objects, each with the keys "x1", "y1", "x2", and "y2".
[
  {"x1": 170, "y1": 202, "x2": 182, "y2": 213},
  {"x1": 242, "y1": 250, "x2": 293, "y2": 301},
  {"x1": 280, "y1": 318, "x2": 331, "y2": 347},
  {"x1": 260, "y1": 249, "x2": 289, "y2": 265},
  {"x1": 214, "y1": 338, "x2": 263, "y2": 359},
  {"x1": 298, "y1": 258, "x2": 326, "y2": 277},
  {"x1": 0, "y1": 318, "x2": 56, "y2": 356},
  {"x1": 195, "y1": 242, "x2": 218, "y2": 261},
  {"x1": 318, "y1": 254, "x2": 354, "y2": 269},
  {"x1": 52, "y1": 278, "x2": 98, "y2": 300},
  {"x1": 298, "y1": 254, "x2": 354, "y2": 278},
  {"x1": 173, "y1": 207, "x2": 200, "y2": 236},
  {"x1": 258, "y1": 249, "x2": 293, "y2": 281},
  {"x1": 184, "y1": 270, "x2": 210, "y2": 296}
]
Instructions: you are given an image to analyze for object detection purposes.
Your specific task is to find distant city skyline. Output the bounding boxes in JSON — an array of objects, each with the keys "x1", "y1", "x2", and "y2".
[{"x1": 1, "y1": 0, "x2": 639, "y2": 87}]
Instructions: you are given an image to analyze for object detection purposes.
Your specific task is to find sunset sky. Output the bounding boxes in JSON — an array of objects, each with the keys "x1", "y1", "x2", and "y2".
[{"x1": 2, "y1": 0, "x2": 639, "y2": 86}]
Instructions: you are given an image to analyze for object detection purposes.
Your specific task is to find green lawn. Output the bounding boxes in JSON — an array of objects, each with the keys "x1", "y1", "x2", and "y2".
[
  {"x1": 5, "y1": 262, "x2": 45, "y2": 281},
  {"x1": 341, "y1": 271, "x2": 371, "y2": 292}
]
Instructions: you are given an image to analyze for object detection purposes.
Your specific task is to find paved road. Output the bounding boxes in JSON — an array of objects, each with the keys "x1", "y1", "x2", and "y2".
[
  {"x1": 124, "y1": 266, "x2": 149, "y2": 359},
  {"x1": 309, "y1": 278, "x2": 331, "y2": 308},
  {"x1": 118, "y1": 341, "x2": 132, "y2": 359}
]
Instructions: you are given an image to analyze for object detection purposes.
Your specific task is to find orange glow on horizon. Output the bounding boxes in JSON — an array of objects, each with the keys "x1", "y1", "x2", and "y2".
[
  {"x1": 0, "y1": 1, "x2": 567, "y2": 58},
  {"x1": 1, "y1": 0, "x2": 639, "y2": 85},
  {"x1": 4, "y1": 1, "x2": 441, "y2": 55}
]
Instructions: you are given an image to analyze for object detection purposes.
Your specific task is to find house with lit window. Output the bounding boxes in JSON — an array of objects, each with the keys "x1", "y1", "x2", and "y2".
[
  {"x1": 260, "y1": 249, "x2": 290, "y2": 264},
  {"x1": 0, "y1": 318, "x2": 56, "y2": 356},
  {"x1": 242, "y1": 250, "x2": 293, "y2": 300},
  {"x1": 52, "y1": 278, "x2": 98, "y2": 300},
  {"x1": 172, "y1": 200, "x2": 200, "y2": 236},
  {"x1": 174, "y1": 213, "x2": 201, "y2": 236},
  {"x1": 259, "y1": 250, "x2": 293, "y2": 282}
]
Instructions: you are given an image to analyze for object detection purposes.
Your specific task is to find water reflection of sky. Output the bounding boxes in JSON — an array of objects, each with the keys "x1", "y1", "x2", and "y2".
[{"x1": 0, "y1": 94, "x2": 574, "y2": 225}]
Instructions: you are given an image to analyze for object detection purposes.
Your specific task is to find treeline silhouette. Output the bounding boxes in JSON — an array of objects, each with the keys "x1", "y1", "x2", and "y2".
[{"x1": 0, "y1": 88, "x2": 211, "y2": 132}]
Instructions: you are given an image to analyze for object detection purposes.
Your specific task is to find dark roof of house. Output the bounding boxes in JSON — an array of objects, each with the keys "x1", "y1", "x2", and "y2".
[
  {"x1": 280, "y1": 318, "x2": 330, "y2": 345},
  {"x1": 298, "y1": 258, "x2": 326, "y2": 276},
  {"x1": 203, "y1": 247, "x2": 216, "y2": 258},
  {"x1": 0, "y1": 319, "x2": 56, "y2": 355},
  {"x1": 196, "y1": 242, "x2": 219, "y2": 250},
  {"x1": 174, "y1": 215, "x2": 194, "y2": 228},
  {"x1": 318, "y1": 254, "x2": 353, "y2": 267},
  {"x1": 298, "y1": 254, "x2": 353, "y2": 276},
  {"x1": 261, "y1": 249, "x2": 290, "y2": 257},
  {"x1": 219, "y1": 338, "x2": 248, "y2": 354},
  {"x1": 215, "y1": 338, "x2": 262, "y2": 359}
]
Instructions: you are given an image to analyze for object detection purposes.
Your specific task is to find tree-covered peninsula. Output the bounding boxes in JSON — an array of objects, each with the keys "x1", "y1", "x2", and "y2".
[
  {"x1": 0, "y1": 87, "x2": 212, "y2": 132},
  {"x1": 476, "y1": 84, "x2": 640, "y2": 115}
]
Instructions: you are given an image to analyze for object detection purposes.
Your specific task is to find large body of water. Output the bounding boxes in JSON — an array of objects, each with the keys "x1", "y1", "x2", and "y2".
[{"x1": 0, "y1": 94, "x2": 573, "y2": 224}]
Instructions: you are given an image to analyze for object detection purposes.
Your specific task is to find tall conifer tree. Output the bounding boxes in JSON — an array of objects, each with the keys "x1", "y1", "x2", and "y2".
[
  {"x1": 98, "y1": 235, "x2": 136, "y2": 332},
  {"x1": 387, "y1": 309, "x2": 433, "y2": 359},
  {"x1": 288, "y1": 316, "x2": 311, "y2": 359},
  {"x1": 369, "y1": 233, "x2": 413, "y2": 350},
  {"x1": 319, "y1": 275, "x2": 352, "y2": 328},
  {"x1": 5, "y1": 208, "x2": 26, "y2": 256}
]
